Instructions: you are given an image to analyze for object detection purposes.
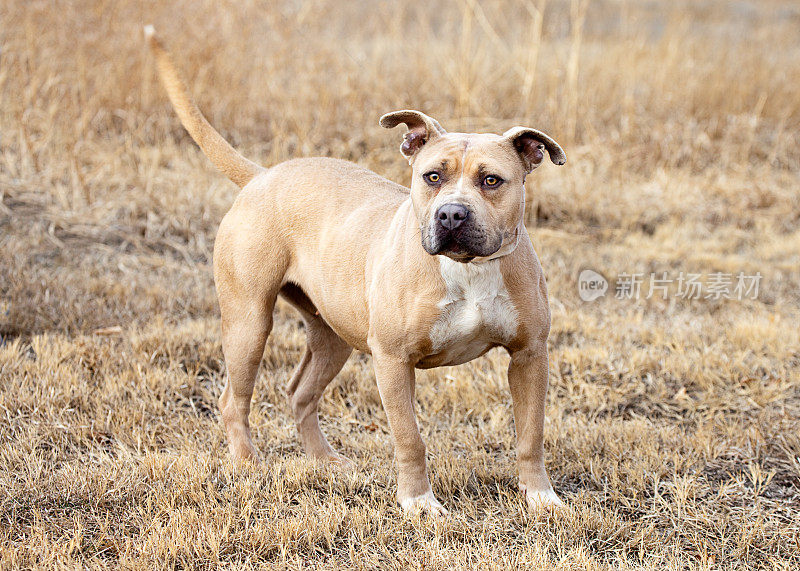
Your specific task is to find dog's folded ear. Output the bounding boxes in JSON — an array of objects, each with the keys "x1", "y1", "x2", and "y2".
[
  {"x1": 380, "y1": 110, "x2": 446, "y2": 163},
  {"x1": 503, "y1": 126, "x2": 566, "y2": 173}
]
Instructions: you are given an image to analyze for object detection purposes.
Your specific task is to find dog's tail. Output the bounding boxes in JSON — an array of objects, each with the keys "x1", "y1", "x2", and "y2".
[{"x1": 144, "y1": 25, "x2": 263, "y2": 188}]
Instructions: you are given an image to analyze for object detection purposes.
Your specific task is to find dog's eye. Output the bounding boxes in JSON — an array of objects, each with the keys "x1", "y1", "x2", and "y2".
[
  {"x1": 483, "y1": 175, "x2": 503, "y2": 187},
  {"x1": 423, "y1": 172, "x2": 441, "y2": 185}
]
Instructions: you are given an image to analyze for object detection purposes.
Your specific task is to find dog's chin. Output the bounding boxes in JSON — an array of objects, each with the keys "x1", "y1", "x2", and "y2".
[{"x1": 441, "y1": 251, "x2": 475, "y2": 263}]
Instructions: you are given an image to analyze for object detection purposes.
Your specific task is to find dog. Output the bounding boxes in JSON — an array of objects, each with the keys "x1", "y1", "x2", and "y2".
[{"x1": 145, "y1": 26, "x2": 566, "y2": 515}]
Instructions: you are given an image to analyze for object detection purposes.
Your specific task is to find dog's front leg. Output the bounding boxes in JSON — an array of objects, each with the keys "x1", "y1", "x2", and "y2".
[
  {"x1": 371, "y1": 349, "x2": 447, "y2": 515},
  {"x1": 508, "y1": 342, "x2": 563, "y2": 509}
]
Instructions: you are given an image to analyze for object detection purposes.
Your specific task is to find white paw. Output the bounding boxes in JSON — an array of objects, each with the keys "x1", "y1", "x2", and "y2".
[
  {"x1": 400, "y1": 491, "x2": 448, "y2": 516},
  {"x1": 523, "y1": 487, "x2": 564, "y2": 511}
]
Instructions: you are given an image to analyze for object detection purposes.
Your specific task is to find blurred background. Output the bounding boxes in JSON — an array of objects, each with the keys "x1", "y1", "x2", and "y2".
[
  {"x1": 1, "y1": 1, "x2": 799, "y2": 567},
  {"x1": 2, "y1": 0, "x2": 799, "y2": 333}
]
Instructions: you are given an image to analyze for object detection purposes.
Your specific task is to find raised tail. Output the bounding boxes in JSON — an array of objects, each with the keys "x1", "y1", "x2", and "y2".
[{"x1": 144, "y1": 25, "x2": 263, "y2": 188}]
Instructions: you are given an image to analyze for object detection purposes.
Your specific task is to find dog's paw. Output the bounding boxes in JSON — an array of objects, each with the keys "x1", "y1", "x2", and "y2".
[
  {"x1": 228, "y1": 442, "x2": 260, "y2": 464},
  {"x1": 326, "y1": 453, "x2": 356, "y2": 471},
  {"x1": 400, "y1": 491, "x2": 448, "y2": 516},
  {"x1": 522, "y1": 486, "x2": 564, "y2": 511}
]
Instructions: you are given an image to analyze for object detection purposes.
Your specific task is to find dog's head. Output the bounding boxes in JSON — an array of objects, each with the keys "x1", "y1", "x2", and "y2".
[{"x1": 381, "y1": 110, "x2": 566, "y2": 263}]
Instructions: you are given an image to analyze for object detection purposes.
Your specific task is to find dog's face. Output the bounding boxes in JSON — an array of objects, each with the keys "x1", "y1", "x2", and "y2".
[{"x1": 381, "y1": 111, "x2": 566, "y2": 262}]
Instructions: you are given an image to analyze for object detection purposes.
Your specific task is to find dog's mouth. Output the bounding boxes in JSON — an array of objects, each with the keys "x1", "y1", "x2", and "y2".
[{"x1": 421, "y1": 223, "x2": 502, "y2": 262}]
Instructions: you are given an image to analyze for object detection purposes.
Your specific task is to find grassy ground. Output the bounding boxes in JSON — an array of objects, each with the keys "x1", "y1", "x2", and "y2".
[{"x1": 2, "y1": 0, "x2": 799, "y2": 568}]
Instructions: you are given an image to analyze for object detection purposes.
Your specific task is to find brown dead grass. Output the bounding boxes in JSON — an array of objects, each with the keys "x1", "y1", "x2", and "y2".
[{"x1": 1, "y1": 0, "x2": 799, "y2": 568}]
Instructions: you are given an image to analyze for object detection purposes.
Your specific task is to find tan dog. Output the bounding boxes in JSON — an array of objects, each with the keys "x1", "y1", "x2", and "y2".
[{"x1": 146, "y1": 26, "x2": 566, "y2": 514}]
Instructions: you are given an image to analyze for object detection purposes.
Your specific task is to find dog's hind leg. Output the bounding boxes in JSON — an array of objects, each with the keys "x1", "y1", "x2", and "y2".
[
  {"x1": 215, "y1": 237, "x2": 286, "y2": 461},
  {"x1": 281, "y1": 284, "x2": 353, "y2": 466},
  {"x1": 217, "y1": 290, "x2": 276, "y2": 461}
]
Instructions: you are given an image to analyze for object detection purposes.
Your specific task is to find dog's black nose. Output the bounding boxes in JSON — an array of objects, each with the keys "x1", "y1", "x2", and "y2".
[{"x1": 436, "y1": 203, "x2": 469, "y2": 230}]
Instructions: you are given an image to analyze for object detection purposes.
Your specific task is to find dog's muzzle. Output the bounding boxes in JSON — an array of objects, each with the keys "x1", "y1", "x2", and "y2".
[{"x1": 422, "y1": 203, "x2": 503, "y2": 261}]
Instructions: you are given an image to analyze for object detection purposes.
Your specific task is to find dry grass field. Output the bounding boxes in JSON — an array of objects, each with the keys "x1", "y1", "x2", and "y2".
[{"x1": 2, "y1": 0, "x2": 799, "y2": 568}]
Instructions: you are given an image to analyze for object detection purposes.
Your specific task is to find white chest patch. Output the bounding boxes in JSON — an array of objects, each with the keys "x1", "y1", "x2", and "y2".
[{"x1": 427, "y1": 257, "x2": 519, "y2": 366}]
